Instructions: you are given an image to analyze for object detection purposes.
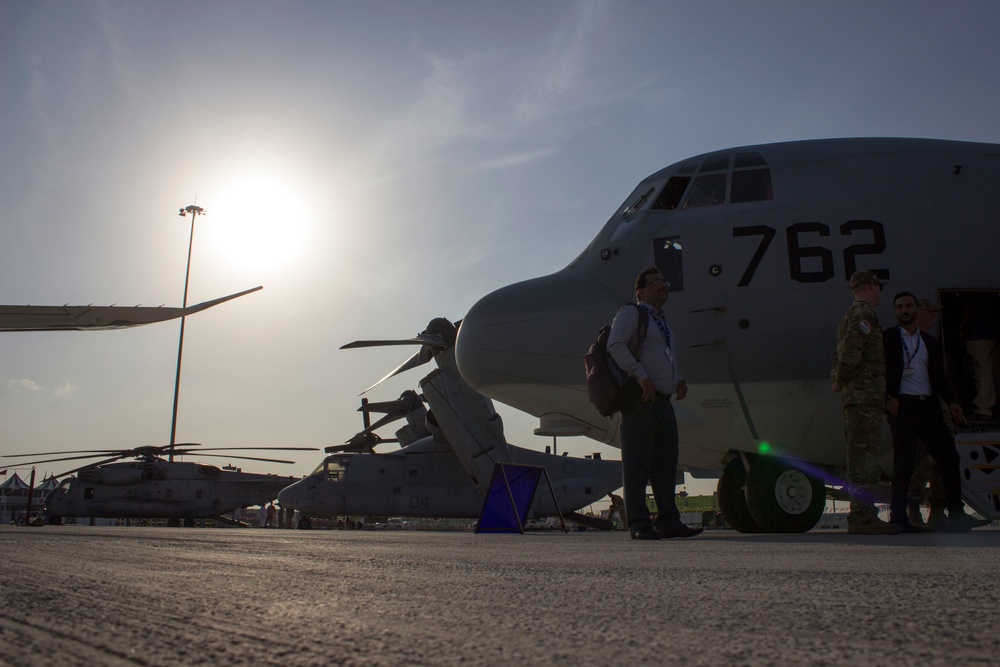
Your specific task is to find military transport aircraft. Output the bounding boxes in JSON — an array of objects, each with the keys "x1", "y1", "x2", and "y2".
[
  {"x1": 2, "y1": 444, "x2": 317, "y2": 526},
  {"x1": 277, "y1": 319, "x2": 622, "y2": 527},
  {"x1": 453, "y1": 137, "x2": 1000, "y2": 533}
]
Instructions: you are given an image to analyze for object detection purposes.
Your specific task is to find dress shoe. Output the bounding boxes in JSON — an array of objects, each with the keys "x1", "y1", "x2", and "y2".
[
  {"x1": 848, "y1": 518, "x2": 901, "y2": 535},
  {"x1": 946, "y1": 512, "x2": 991, "y2": 532},
  {"x1": 926, "y1": 509, "x2": 949, "y2": 532},
  {"x1": 630, "y1": 524, "x2": 660, "y2": 540},
  {"x1": 890, "y1": 520, "x2": 925, "y2": 533},
  {"x1": 906, "y1": 504, "x2": 926, "y2": 528},
  {"x1": 654, "y1": 522, "x2": 704, "y2": 539}
]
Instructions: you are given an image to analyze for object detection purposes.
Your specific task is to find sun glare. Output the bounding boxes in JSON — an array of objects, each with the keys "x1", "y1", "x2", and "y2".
[{"x1": 203, "y1": 172, "x2": 314, "y2": 274}]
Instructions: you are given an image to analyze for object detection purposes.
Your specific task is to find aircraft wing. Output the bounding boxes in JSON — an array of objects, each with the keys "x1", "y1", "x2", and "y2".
[{"x1": 0, "y1": 286, "x2": 262, "y2": 332}]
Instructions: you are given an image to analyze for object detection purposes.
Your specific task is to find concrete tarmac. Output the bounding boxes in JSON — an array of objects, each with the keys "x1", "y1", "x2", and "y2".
[{"x1": 1, "y1": 525, "x2": 998, "y2": 666}]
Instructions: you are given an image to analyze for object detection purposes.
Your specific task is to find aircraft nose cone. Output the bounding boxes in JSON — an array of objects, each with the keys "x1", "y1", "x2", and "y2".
[
  {"x1": 277, "y1": 481, "x2": 304, "y2": 510},
  {"x1": 456, "y1": 268, "x2": 618, "y2": 418}
]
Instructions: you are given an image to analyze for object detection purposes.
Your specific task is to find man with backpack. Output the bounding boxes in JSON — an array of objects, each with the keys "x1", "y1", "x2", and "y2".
[{"x1": 607, "y1": 267, "x2": 702, "y2": 540}]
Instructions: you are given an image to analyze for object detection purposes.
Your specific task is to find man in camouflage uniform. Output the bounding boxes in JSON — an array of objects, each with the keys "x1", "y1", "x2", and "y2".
[{"x1": 832, "y1": 270, "x2": 900, "y2": 534}]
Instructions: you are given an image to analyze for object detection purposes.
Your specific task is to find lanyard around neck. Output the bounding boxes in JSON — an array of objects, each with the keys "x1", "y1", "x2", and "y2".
[
  {"x1": 898, "y1": 326, "x2": 921, "y2": 369},
  {"x1": 640, "y1": 304, "x2": 671, "y2": 349}
]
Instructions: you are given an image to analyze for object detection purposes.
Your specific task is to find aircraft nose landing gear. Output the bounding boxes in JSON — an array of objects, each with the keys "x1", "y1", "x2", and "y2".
[{"x1": 718, "y1": 455, "x2": 826, "y2": 533}]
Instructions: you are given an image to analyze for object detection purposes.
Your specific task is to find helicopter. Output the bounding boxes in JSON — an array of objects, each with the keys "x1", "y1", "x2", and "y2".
[
  {"x1": 277, "y1": 318, "x2": 623, "y2": 528},
  {"x1": 3, "y1": 443, "x2": 317, "y2": 527}
]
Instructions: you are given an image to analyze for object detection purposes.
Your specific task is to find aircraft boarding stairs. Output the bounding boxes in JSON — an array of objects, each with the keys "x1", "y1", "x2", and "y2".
[{"x1": 956, "y1": 425, "x2": 1000, "y2": 522}]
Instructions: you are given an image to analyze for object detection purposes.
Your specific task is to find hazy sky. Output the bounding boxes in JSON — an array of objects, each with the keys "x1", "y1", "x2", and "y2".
[{"x1": 2, "y1": 1, "x2": 999, "y2": 495}]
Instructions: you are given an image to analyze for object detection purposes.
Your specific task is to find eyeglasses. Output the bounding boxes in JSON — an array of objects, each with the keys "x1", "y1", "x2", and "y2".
[{"x1": 647, "y1": 277, "x2": 670, "y2": 287}]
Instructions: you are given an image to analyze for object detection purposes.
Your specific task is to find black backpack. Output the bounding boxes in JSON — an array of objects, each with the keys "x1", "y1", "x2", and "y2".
[{"x1": 584, "y1": 304, "x2": 648, "y2": 417}]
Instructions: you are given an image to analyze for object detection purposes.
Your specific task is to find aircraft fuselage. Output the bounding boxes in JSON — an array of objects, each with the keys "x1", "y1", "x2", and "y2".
[
  {"x1": 278, "y1": 438, "x2": 622, "y2": 519},
  {"x1": 44, "y1": 461, "x2": 297, "y2": 520},
  {"x1": 456, "y1": 138, "x2": 999, "y2": 472}
]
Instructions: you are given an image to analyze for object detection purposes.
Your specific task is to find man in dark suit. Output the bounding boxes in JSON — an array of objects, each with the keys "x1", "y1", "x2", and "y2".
[{"x1": 884, "y1": 292, "x2": 986, "y2": 532}]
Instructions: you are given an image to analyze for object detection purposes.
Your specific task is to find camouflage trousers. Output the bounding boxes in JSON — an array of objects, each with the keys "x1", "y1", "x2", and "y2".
[{"x1": 843, "y1": 404, "x2": 884, "y2": 523}]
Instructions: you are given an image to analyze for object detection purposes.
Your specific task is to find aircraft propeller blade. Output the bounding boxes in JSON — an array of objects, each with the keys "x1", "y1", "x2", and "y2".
[
  {"x1": 360, "y1": 393, "x2": 425, "y2": 414},
  {"x1": 358, "y1": 411, "x2": 407, "y2": 435},
  {"x1": 343, "y1": 317, "x2": 461, "y2": 394},
  {"x1": 340, "y1": 332, "x2": 447, "y2": 350},
  {"x1": 359, "y1": 347, "x2": 433, "y2": 395}
]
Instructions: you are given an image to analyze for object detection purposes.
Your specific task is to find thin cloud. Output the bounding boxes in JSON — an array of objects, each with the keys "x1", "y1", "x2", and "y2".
[
  {"x1": 468, "y1": 149, "x2": 554, "y2": 174},
  {"x1": 7, "y1": 378, "x2": 76, "y2": 397},
  {"x1": 513, "y1": 0, "x2": 611, "y2": 126},
  {"x1": 8, "y1": 379, "x2": 43, "y2": 393}
]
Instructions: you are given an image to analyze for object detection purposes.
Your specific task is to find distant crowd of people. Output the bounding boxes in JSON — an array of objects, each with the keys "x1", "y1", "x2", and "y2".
[{"x1": 238, "y1": 502, "x2": 297, "y2": 529}]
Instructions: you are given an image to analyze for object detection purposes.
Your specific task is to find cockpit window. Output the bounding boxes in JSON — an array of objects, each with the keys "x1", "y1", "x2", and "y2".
[
  {"x1": 679, "y1": 151, "x2": 772, "y2": 207},
  {"x1": 683, "y1": 173, "x2": 727, "y2": 208},
  {"x1": 731, "y1": 169, "x2": 773, "y2": 203},
  {"x1": 676, "y1": 159, "x2": 701, "y2": 175},
  {"x1": 623, "y1": 187, "x2": 655, "y2": 217},
  {"x1": 316, "y1": 456, "x2": 350, "y2": 481},
  {"x1": 699, "y1": 155, "x2": 730, "y2": 172},
  {"x1": 734, "y1": 152, "x2": 767, "y2": 168},
  {"x1": 651, "y1": 176, "x2": 690, "y2": 210}
]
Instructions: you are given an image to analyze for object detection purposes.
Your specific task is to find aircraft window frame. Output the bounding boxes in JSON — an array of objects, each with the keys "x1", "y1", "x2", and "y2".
[
  {"x1": 676, "y1": 159, "x2": 701, "y2": 175},
  {"x1": 734, "y1": 152, "x2": 767, "y2": 168},
  {"x1": 682, "y1": 173, "x2": 728, "y2": 208},
  {"x1": 699, "y1": 155, "x2": 731, "y2": 172}
]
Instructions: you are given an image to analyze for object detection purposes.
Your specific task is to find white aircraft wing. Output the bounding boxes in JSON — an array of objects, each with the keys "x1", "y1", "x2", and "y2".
[{"x1": 0, "y1": 286, "x2": 262, "y2": 332}]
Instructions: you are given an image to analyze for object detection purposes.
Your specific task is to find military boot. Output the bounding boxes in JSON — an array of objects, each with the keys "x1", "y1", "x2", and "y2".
[{"x1": 848, "y1": 517, "x2": 902, "y2": 535}]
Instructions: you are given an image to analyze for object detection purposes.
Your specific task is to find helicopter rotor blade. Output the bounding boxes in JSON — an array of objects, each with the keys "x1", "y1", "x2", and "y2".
[
  {"x1": 53, "y1": 456, "x2": 131, "y2": 478},
  {"x1": 178, "y1": 447, "x2": 319, "y2": 453},
  {"x1": 185, "y1": 453, "x2": 297, "y2": 464},
  {"x1": 3, "y1": 449, "x2": 124, "y2": 458},
  {"x1": 2, "y1": 451, "x2": 132, "y2": 467}
]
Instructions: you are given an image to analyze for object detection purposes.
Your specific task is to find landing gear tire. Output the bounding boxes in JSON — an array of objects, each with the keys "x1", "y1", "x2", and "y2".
[
  {"x1": 744, "y1": 457, "x2": 825, "y2": 533},
  {"x1": 717, "y1": 458, "x2": 765, "y2": 533},
  {"x1": 297, "y1": 517, "x2": 312, "y2": 530}
]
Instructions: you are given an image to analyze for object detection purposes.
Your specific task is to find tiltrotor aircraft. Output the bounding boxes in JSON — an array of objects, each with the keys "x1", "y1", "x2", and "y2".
[
  {"x1": 277, "y1": 319, "x2": 623, "y2": 528},
  {"x1": 454, "y1": 137, "x2": 1000, "y2": 533},
  {"x1": 3, "y1": 444, "x2": 317, "y2": 526}
]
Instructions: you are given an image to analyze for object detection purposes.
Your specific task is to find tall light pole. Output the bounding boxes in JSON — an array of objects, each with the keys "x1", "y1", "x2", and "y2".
[{"x1": 169, "y1": 204, "x2": 205, "y2": 461}]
